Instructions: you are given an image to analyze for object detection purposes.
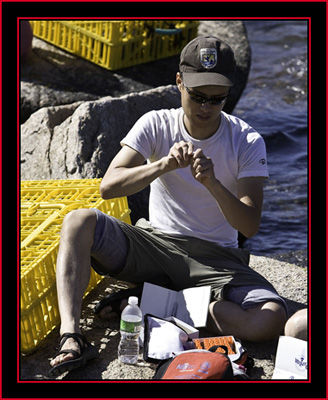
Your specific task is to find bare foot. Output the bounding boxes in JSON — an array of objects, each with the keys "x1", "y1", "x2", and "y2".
[
  {"x1": 50, "y1": 336, "x2": 81, "y2": 367},
  {"x1": 99, "y1": 299, "x2": 128, "y2": 319}
]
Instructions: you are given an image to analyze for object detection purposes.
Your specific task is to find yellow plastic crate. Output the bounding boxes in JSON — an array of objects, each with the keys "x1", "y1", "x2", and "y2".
[
  {"x1": 21, "y1": 178, "x2": 102, "y2": 189},
  {"x1": 20, "y1": 179, "x2": 131, "y2": 354},
  {"x1": 21, "y1": 204, "x2": 65, "y2": 241},
  {"x1": 30, "y1": 20, "x2": 199, "y2": 70}
]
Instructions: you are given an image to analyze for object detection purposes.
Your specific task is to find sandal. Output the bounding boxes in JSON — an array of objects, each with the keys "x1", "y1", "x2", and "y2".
[
  {"x1": 49, "y1": 332, "x2": 99, "y2": 377},
  {"x1": 94, "y1": 285, "x2": 143, "y2": 316}
]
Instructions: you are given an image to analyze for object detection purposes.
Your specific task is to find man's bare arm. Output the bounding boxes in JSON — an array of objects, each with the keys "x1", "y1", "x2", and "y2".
[
  {"x1": 100, "y1": 144, "x2": 192, "y2": 199},
  {"x1": 190, "y1": 149, "x2": 264, "y2": 238}
]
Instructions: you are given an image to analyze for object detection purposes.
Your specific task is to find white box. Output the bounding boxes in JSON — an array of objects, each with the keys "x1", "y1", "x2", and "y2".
[{"x1": 272, "y1": 336, "x2": 308, "y2": 380}]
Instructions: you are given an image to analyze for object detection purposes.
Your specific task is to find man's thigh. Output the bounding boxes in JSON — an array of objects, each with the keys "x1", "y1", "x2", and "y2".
[
  {"x1": 224, "y1": 284, "x2": 287, "y2": 313},
  {"x1": 90, "y1": 209, "x2": 129, "y2": 275}
]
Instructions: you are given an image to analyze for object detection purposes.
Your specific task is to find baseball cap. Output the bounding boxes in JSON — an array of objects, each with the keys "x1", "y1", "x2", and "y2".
[{"x1": 179, "y1": 36, "x2": 236, "y2": 87}]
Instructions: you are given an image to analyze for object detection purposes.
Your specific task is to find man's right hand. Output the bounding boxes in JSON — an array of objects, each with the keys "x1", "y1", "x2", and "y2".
[{"x1": 167, "y1": 141, "x2": 194, "y2": 169}]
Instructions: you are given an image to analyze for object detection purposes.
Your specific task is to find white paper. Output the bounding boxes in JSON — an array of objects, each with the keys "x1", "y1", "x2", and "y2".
[
  {"x1": 140, "y1": 283, "x2": 178, "y2": 318},
  {"x1": 175, "y1": 286, "x2": 211, "y2": 327},
  {"x1": 272, "y1": 336, "x2": 308, "y2": 380},
  {"x1": 165, "y1": 316, "x2": 199, "y2": 339},
  {"x1": 140, "y1": 282, "x2": 211, "y2": 328}
]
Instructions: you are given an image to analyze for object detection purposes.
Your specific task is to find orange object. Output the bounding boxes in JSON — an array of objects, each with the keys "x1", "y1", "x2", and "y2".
[{"x1": 193, "y1": 336, "x2": 236, "y2": 355}]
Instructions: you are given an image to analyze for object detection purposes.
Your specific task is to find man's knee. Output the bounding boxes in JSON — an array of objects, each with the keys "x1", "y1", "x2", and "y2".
[
  {"x1": 284, "y1": 308, "x2": 307, "y2": 340},
  {"x1": 245, "y1": 301, "x2": 287, "y2": 342},
  {"x1": 61, "y1": 209, "x2": 97, "y2": 241}
]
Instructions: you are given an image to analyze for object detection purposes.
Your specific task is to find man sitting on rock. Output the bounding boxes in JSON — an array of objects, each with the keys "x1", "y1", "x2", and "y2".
[{"x1": 49, "y1": 36, "x2": 287, "y2": 377}]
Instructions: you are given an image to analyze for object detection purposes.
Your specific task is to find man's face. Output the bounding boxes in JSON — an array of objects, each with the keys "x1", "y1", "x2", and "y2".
[{"x1": 176, "y1": 73, "x2": 230, "y2": 139}]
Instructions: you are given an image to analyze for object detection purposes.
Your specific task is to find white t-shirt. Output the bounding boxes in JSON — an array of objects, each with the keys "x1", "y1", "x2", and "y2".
[{"x1": 121, "y1": 108, "x2": 268, "y2": 248}]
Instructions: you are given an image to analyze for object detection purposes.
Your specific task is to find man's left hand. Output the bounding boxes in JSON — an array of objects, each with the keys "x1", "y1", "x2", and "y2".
[{"x1": 190, "y1": 149, "x2": 216, "y2": 188}]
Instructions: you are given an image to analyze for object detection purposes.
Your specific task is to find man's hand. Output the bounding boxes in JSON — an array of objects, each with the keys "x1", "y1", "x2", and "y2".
[
  {"x1": 190, "y1": 148, "x2": 216, "y2": 188},
  {"x1": 168, "y1": 141, "x2": 194, "y2": 169},
  {"x1": 190, "y1": 148, "x2": 264, "y2": 238}
]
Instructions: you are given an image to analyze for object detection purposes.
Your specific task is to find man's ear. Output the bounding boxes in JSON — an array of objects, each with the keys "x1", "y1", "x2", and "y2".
[{"x1": 176, "y1": 72, "x2": 183, "y2": 91}]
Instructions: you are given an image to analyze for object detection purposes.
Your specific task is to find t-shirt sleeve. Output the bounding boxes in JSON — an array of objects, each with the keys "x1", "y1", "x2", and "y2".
[
  {"x1": 238, "y1": 129, "x2": 269, "y2": 179},
  {"x1": 120, "y1": 111, "x2": 158, "y2": 160}
]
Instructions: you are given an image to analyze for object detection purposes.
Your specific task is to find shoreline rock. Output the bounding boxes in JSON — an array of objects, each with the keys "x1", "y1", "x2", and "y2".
[{"x1": 20, "y1": 20, "x2": 250, "y2": 123}]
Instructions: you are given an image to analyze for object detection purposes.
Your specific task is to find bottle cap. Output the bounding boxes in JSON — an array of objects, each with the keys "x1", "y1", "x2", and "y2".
[{"x1": 128, "y1": 296, "x2": 138, "y2": 305}]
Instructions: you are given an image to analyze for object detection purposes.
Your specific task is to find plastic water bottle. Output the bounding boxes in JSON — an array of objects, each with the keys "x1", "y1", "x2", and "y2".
[{"x1": 118, "y1": 296, "x2": 142, "y2": 364}]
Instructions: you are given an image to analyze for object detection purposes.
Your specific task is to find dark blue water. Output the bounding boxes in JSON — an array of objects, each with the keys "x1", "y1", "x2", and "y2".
[{"x1": 234, "y1": 20, "x2": 308, "y2": 255}]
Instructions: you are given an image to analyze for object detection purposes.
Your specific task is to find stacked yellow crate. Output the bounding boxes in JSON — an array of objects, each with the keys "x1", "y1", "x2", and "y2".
[
  {"x1": 20, "y1": 179, "x2": 131, "y2": 354},
  {"x1": 30, "y1": 20, "x2": 199, "y2": 70}
]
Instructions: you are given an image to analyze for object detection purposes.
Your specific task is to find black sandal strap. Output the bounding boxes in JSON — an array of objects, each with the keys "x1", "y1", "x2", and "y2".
[
  {"x1": 49, "y1": 332, "x2": 99, "y2": 377},
  {"x1": 53, "y1": 332, "x2": 88, "y2": 358},
  {"x1": 94, "y1": 285, "x2": 143, "y2": 314},
  {"x1": 54, "y1": 348, "x2": 81, "y2": 359}
]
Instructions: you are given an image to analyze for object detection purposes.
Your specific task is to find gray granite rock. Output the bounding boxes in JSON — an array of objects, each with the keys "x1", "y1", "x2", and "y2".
[{"x1": 20, "y1": 20, "x2": 250, "y2": 122}]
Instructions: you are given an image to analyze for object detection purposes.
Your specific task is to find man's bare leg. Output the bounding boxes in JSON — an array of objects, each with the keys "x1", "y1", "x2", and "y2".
[
  {"x1": 50, "y1": 209, "x2": 97, "y2": 368},
  {"x1": 207, "y1": 300, "x2": 287, "y2": 342}
]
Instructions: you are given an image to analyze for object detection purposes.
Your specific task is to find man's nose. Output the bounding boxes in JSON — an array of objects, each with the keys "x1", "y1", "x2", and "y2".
[{"x1": 200, "y1": 101, "x2": 212, "y2": 112}]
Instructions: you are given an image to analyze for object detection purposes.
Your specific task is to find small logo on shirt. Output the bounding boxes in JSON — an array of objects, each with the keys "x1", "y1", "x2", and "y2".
[{"x1": 259, "y1": 158, "x2": 266, "y2": 165}]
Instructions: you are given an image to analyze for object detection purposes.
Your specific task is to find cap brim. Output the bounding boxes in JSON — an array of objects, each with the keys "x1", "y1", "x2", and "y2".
[{"x1": 183, "y1": 72, "x2": 234, "y2": 88}]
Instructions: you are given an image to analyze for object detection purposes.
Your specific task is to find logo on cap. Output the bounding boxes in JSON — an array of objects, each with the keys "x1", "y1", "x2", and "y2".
[{"x1": 200, "y1": 48, "x2": 217, "y2": 69}]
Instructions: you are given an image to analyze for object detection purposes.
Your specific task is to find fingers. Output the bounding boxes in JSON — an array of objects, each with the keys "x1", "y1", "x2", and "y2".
[
  {"x1": 193, "y1": 148, "x2": 204, "y2": 159},
  {"x1": 168, "y1": 144, "x2": 215, "y2": 186},
  {"x1": 191, "y1": 150, "x2": 215, "y2": 184},
  {"x1": 192, "y1": 150, "x2": 210, "y2": 174},
  {"x1": 169, "y1": 141, "x2": 194, "y2": 168}
]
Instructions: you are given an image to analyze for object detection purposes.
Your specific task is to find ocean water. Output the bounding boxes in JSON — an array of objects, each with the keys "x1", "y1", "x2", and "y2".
[{"x1": 233, "y1": 20, "x2": 308, "y2": 255}]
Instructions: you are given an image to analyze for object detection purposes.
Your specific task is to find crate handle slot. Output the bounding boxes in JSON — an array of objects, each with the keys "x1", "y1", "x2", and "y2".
[{"x1": 154, "y1": 28, "x2": 182, "y2": 35}]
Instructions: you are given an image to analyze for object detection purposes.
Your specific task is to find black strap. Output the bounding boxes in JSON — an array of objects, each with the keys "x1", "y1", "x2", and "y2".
[{"x1": 208, "y1": 344, "x2": 229, "y2": 355}]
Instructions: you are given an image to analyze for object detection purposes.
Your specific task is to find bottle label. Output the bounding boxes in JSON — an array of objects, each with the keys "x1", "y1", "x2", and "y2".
[{"x1": 120, "y1": 319, "x2": 141, "y2": 333}]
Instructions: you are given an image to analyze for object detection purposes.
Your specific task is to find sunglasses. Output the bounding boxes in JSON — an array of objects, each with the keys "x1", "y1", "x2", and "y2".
[{"x1": 184, "y1": 85, "x2": 230, "y2": 106}]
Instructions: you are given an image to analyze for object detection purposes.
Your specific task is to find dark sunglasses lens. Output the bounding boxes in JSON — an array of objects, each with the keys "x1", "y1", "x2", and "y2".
[
  {"x1": 188, "y1": 92, "x2": 203, "y2": 103},
  {"x1": 209, "y1": 98, "x2": 226, "y2": 105},
  {"x1": 185, "y1": 86, "x2": 228, "y2": 105}
]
